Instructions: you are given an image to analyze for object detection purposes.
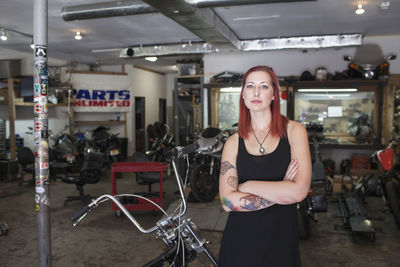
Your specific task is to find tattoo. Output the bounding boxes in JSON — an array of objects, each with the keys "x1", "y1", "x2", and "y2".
[
  {"x1": 221, "y1": 196, "x2": 238, "y2": 211},
  {"x1": 227, "y1": 176, "x2": 238, "y2": 190},
  {"x1": 220, "y1": 161, "x2": 235, "y2": 175},
  {"x1": 239, "y1": 195, "x2": 274, "y2": 210}
]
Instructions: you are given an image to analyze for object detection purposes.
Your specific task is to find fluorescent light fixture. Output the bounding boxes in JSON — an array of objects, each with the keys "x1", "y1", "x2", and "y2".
[
  {"x1": 241, "y1": 34, "x2": 362, "y2": 51},
  {"x1": 298, "y1": 88, "x2": 358, "y2": 92},
  {"x1": 144, "y1": 56, "x2": 157, "y2": 62},
  {"x1": 220, "y1": 87, "x2": 242, "y2": 93},
  {"x1": 233, "y1": 15, "x2": 280, "y2": 22},
  {"x1": 355, "y1": 4, "x2": 365, "y2": 15},
  {"x1": 0, "y1": 29, "x2": 7, "y2": 41},
  {"x1": 74, "y1": 31, "x2": 82, "y2": 40}
]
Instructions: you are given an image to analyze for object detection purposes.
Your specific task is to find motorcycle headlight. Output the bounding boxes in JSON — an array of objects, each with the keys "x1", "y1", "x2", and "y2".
[{"x1": 364, "y1": 70, "x2": 375, "y2": 79}]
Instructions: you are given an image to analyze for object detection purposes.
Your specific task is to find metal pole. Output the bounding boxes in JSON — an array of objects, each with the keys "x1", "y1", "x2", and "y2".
[{"x1": 33, "y1": 0, "x2": 51, "y2": 266}]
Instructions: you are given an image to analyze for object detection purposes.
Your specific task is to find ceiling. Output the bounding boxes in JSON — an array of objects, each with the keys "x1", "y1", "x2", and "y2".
[{"x1": 0, "y1": 0, "x2": 399, "y2": 73}]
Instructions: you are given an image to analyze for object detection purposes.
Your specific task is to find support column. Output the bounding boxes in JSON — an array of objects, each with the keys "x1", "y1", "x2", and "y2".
[{"x1": 33, "y1": 0, "x2": 51, "y2": 266}]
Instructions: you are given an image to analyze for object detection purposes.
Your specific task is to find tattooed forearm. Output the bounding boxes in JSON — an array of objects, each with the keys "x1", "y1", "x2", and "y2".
[
  {"x1": 221, "y1": 196, "x2": 239, "y2": 211},
  {"x1": 220, "y1": 161, "x2": 235, "y2": 175},
  {"x1": 227, "y1": 176, "x2": 238, "y2": 190},
  {"x1": 239, "y1": 195, "x2": 274, "y2": 211}
]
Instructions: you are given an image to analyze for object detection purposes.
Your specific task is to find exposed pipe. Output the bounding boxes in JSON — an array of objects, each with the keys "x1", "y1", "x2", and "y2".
[
  {"x1": 62, "y1": 0, "x2": 156, "y2": 21},
  {"x1": 62, "y1": 0, "x2": 313, "y2": 21}
]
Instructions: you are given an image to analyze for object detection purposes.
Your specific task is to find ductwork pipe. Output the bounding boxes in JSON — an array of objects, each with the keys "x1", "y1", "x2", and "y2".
[
  {"x1": 62, "y1": 0, "x2": 156, "y2": 21},
  {"x1": 62, "y1": 0, "x2": 313, "y2": 21}
]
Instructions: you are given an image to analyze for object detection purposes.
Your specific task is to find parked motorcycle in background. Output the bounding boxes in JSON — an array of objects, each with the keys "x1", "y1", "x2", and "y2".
[
  {"x1": 90, "y1": 126, "x2": 121, "y2": 165},
  {"x1": 145, "y1": 123, "x2": 174, "y2": 163},
  {"x1": 344, "y1": 43, "x2": 396, "y2": 80},
  {"x1": 371, "y1": 139, "x2": 400, "y2": 229},
  {"x1": 189, "y1": 127, "x2": 224, "y2": 202}
]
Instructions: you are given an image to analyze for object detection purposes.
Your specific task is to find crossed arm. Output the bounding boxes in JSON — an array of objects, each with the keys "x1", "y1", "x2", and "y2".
[{"x1": 219, "y1": 122, "x2": 311, "y2": 212}]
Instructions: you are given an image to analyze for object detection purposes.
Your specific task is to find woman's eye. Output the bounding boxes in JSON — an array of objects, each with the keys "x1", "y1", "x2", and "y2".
[
  {"x1": 261, "y1": 85, "x2": 268, "y2": 89},
  {"x1": 246, "y1": 84, "x2": 254, "y2": 89}
]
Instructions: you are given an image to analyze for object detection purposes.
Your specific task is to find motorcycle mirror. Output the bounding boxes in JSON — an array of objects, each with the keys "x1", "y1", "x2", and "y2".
[
  {"x1": 387, "y1": 54, "x2": 397, "y2": 60},
  {"x1": 343, "y1": 56, "x2": 352, "y2": 61}
]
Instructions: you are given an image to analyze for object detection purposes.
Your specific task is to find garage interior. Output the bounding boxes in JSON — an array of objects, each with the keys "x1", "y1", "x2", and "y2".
[{"x1": 1, "y1": 0, "x2": 400, "y2": 266}]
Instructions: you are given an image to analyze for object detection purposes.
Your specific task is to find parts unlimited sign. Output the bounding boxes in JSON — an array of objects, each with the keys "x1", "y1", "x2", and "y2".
[{"x1": 73, "y1": 88, "x2": 131, "y2": 112}]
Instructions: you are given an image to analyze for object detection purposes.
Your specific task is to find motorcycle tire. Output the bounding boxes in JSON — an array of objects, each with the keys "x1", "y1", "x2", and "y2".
[
  {"x1": 190, "y1": 164, "x2": 219, "y2": 202},
  {"x1": 385, "y1": 180, "x2": 400, "y2": 229},
  {"x1": 297, "y1": 200, "x2": 310, "y2": 240}
]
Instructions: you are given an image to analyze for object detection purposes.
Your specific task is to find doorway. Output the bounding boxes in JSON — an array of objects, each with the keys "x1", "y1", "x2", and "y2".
[
  {"x1": 135, "y1": 97, "x2": 145, "y2": 153},
  {"x1": 159, "y1": 98, "x2": 166, "y2": 124}
]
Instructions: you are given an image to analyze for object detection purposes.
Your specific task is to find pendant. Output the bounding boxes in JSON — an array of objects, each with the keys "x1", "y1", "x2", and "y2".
[{"x1": 259, "y1": 146, "x2": 265, "y2": 154}]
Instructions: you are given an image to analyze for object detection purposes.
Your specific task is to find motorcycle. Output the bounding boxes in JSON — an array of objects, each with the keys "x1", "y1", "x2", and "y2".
[
  {"x1": 145, "y1": 123, "x2": 174, "y2": 163},
  {"x1": 297, "y1": 133, "x2": 328, "y2": 240},
  {"x1": 70, "y1": 143, "x2": 218, "y2": 266},
  {"x1": 371, "y1": 139, "x2": 400, "y2": 228},
  {"x1": 344, "y1": 43, "x2": 396, "y2": 80},
  {"x1": 90, "y1": 126, "x2": 121, "y2": 165},
  {"x1": 189, "y1": 127, "x2": 224, "y2": 202}
]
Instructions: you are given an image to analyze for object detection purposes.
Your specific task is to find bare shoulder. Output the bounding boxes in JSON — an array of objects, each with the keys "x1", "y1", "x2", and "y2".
[
  {"x1": 287, "y1": 120, "x2": 308, "y2": 142},
  {"x1": 224, "y1": 133, "x2": 239, "y2": 151}
]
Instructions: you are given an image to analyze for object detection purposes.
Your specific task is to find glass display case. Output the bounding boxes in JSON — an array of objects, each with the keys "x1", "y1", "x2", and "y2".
[
  {"x1": 295, "y1": 90, "x2": 375, "y2": 144},
  {"x1": 285, "y1": 80, "x2": 386, "y2": 146}
]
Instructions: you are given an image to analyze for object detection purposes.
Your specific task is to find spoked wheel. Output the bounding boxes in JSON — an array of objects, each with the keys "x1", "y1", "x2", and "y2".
[
  {"x1": 385, "y1": 180, "x2": 400, "y2": 229},
  {"x1": 190, "y1": 164, "x2": 219, "y2": 202}
]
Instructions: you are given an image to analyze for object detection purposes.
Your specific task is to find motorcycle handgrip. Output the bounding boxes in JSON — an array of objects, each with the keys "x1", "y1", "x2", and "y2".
[
  {"x1": 142, "y1": 245, "x2": 177, "y2": 267},
  {"x1": 181, "y1": 143, "x2": 200, "y2": 155},
  {"x1": 70, "y1": 205, "x2": 91, "y2": 222}
]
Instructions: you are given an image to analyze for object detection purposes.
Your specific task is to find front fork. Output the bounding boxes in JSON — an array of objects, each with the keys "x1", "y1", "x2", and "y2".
[{"x1": 209, "y1": 157, "x2": 215, "y2": 176}]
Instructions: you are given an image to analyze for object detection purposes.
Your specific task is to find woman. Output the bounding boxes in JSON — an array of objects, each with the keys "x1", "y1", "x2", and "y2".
[{"x1": 218, "y1": 65, "x2": 312, "y2": 267}]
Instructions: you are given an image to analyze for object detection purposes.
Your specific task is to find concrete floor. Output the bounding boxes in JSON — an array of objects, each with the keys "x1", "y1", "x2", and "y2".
[{"x1": 1, "y1": 171, "x2": 400, "y2": 267}]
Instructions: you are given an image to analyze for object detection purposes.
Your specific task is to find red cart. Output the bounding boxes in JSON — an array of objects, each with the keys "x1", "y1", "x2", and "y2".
[{"x1": 111, "y1": 162, "x2": 168, "y2": 212}]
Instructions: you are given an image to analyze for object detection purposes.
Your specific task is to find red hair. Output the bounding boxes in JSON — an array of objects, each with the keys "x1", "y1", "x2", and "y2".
[{"x1": 238, "y1": 65, "x2": 288, "y2": 139}]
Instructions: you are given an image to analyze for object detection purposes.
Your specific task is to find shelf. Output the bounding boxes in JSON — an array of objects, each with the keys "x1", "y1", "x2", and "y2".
[
  {"x1": 316, "y1": 143, "x2": 385, "y2": 150},
  {"x1": 74, "y1": 120, "x2": 126, "y2": 126},
  {"x1": 177, "y1": 74, "x2": 204, "y2": 79},
  {"x1": 281, "y1": 79, "x2": 387, "y2": 88},
  {"x1": 204, "y1": 83, "x2": 242, "y2": 88},
  {"x1": 13, "y1": 102, "x2": 69, "y2": 107},
  {"x1": 66, "y1": 70, "x2": 128, "y2": 76}
]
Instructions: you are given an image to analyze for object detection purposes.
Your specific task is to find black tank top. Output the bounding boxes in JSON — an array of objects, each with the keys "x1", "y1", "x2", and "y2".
[{"x1": 218, "y1": 135, "x2": 301, "y2": 267}]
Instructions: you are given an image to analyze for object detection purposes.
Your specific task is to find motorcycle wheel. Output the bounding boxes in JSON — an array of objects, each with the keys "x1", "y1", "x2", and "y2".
[
  {"x1": 190, "y1": 163, "x2": 219, "y2": 202},
  {"x1": 385, "y1": 180, "x2": 400, "y2": 229},
  {"x1": 297, "y1": 200, "x2": 310, "y2": 240}
]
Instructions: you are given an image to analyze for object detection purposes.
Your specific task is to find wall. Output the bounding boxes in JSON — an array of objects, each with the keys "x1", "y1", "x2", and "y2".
[
  {"x1": 203, "y1": 35, "x2": 400, "y2": 83},
  {"x1": 130, "y1": 66, "x2": 167, "y2": 153},
  {"x1": 69, "y1": 70, "x2": 132, "y2": 153},
  {"x1": 0, "y1": 54, "x2": 167, "y2": 157}
]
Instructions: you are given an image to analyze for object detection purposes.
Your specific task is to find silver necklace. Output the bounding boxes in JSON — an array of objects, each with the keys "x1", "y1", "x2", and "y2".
[{"x1": 251, "y1": 126, "x2": 271, "y2": 155}]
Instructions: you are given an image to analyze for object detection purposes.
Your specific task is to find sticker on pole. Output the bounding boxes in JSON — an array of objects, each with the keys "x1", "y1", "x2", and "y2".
[
  {"x1": 35, "y1": 45, "x2": 47, "y2": 58},
  {"x1": 34, "y1": 103, "x2": 43, "y2": 113},
  {"x1": 34, "y1": 121, "x2": 43, "y2": 130}
]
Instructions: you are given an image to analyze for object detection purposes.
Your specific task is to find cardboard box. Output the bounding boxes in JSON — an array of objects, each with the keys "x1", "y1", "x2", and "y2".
[{"x1": 332, "y1": 175, "x2": 354, "y2": 195}]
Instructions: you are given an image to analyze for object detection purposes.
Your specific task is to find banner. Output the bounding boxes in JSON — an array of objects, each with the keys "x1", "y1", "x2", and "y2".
[{"x1": 72, "y1": 88, "x2": 131, "y2": 112}]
